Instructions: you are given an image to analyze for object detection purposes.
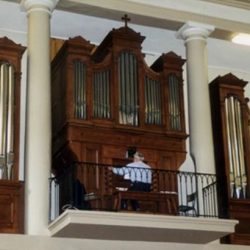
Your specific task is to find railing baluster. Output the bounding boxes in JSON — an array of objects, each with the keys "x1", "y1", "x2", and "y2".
[{"x1": 50, "y1": 162, "x2": 219, "y2": 219}]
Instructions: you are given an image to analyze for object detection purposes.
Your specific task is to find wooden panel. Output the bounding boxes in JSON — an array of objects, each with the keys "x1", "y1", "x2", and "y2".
[
  {"x1": 221, "y1": 200, "x2": 250, "y2": 245},
  {"x1": 113, "y1": 191, "x2": 178, "y2": 215},
  {"x1": 0, "y1": 180, "x2": 24, "y2": 233},
  {"x1": 66, "y1": 126, "x2": 186, "y2": 170},
  {"x1": 50, "y1": 38, "x2": 65, "y2": 61}
]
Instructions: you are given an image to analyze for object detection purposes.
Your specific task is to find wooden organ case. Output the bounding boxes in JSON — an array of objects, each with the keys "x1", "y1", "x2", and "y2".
[
  {"x1": 0, "y1": 37, "x2": 25, "y2": 233},
  {"x1": 51, "y1": 22, "x2": 188, "y2": 211},
  {"x1": 210, "y1": 73, "x2": 250, "y2": 245}
]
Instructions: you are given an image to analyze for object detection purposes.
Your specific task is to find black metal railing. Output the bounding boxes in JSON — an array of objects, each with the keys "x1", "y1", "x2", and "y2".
[{"x1": 49, "y1": 162, "x2": 218, "y2": 220}]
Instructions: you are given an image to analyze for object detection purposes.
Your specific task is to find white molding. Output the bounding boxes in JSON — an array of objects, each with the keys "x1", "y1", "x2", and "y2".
[
  {"x1": 48, "y1": 210, "x2": 238, "y2": 243},
  {"x1": 176, "y1": 21, "x2": 215, "y2": 42},
  {"x1": 21, "y1": 0, "x2": 59, "y2": 14}
]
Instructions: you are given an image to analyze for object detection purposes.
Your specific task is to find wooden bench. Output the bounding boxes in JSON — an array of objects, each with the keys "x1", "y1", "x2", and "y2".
[{"x1": 113, "y1": 190, "x2": 178, "y2": 215}]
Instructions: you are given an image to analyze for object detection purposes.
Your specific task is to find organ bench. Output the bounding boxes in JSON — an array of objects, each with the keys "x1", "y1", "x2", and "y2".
[{"x1": 113, "y1": 190, "x2": 178, "y2": 215}]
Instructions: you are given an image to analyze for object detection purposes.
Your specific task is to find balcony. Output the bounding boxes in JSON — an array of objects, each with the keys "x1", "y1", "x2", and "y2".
[{"x1": 48, "y1": 162, "x2": 237, "y2": 243}]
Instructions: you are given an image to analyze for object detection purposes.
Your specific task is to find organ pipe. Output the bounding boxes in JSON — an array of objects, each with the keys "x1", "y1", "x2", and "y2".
[
  {"x1": 225, "y1": 98, "x2": 234, "y2": 175},
  {"x1": 7, "y1": 65, "x2": 14, "y2": 153},
  {"x1": 0, "y1": 64, "x2": 5, "y2": 157},
  {"x1": 118, "y1": 51, "x2": 138, "y2": 126},
  {"x1": 168, "y1": 74, "x2": 181, "y2": 131},
  {"x1": 71, "y1": 49, "x2": 185, "y2": 134},
  {"x1": 225, "y1": 98, "x2": 235, "y2": 197},
  {"x1": 235, "y1": 100, "x2": 246, "y2": 177},
  {"x1": 0, "y1": 63, "x2": 15, "y2": 180},
  {"x1": 93, "y1": 70, "x2": 110, "y2": 119},
  {"x1": 7, "y1": 65, "x2": 14, "y2": 179},
  {"x1": 74, "y1": 61, "x2": 87, "y2": 119},
  {"x1": 225, "y1": 96, "x2": 247, "y2": 198},
  {"x1": 144, "y1": 76, "x2": 162, "y2": 125}
]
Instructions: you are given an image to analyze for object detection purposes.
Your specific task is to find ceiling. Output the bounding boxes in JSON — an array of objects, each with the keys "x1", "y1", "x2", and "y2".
[
  {"x1": 10, "y1": 0, "x2": 250, "y2": 10},
  {"x1": 6, "y1": 0, "x2": 250, "y2": 41},
  {"x1": 2, "y1": 0, "x2": 250, "y2": 73},
  {"x1": 55, "y1": 0, "x2": 250, "y2": 41},
  {"x1": 203, "y1": 0, "x2": 250, "y2": 10}
]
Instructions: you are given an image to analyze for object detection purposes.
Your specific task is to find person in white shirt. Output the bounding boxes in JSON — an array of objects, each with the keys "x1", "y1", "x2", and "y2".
[{"x1": 112, "y1": 152, "x2": 152, "y2": 210}]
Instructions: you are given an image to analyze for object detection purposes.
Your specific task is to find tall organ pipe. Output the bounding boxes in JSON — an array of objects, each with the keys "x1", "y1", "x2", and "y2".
[
  {"x1": 6, "y1": 65, "x2": 14, "y2": 179},
  {"x1": 118, "y1": 52, "x2": 138, "y2": 126},
  {"x1": 225, "y1": 96, "x2": 247, "y2": 198},
  {"x1": 0, "y1": 63, "x2": 15, "y2": 180}
]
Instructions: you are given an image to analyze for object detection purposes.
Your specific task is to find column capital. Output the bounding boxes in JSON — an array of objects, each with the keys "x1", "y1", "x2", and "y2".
[
  {"x1": 176, "y1": 21, "x2": 215, "y2": 42},
  {"x1": 21, "y1": 0, "x2": 59, "y2": 14}
]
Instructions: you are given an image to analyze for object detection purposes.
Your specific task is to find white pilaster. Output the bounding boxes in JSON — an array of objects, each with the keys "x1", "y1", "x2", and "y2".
[
  {"x1": 21, "y1": 0, "x2": 58, "y2": 235},
  {"x1": 176, "y1": 22, "x2": 215, "y2": 174}
]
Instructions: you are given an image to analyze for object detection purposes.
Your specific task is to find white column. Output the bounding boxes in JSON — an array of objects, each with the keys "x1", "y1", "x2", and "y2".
[
  {"x1": 176, "y1": 22, "x2": 215, "y2": 174},
  {"x1": 21, "y1": 0, "x2": 58, "y2": 235}
]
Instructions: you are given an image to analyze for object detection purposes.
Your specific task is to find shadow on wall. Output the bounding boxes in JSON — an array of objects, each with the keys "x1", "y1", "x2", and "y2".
[{"x1": 179, "y1": 154, "x2": 195, "y2": 172}]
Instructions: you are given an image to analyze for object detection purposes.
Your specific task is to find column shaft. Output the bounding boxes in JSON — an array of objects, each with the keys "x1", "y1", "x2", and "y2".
[
  {"x1": 21, "y1": 0, "x2": 58, "y2": 234},
  {"x1": 177, "y1": 22, "x2": 215, "y2": 174}
]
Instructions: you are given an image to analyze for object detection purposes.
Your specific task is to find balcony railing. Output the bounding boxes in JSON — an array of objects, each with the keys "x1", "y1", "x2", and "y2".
[{"x1": 49, "y1": 162, "x2": 218, "y2": 221}]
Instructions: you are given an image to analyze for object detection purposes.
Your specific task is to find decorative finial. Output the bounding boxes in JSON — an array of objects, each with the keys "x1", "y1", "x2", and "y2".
[{"x1": 122, "y1": 14, "x2": 130, "y2": 27}]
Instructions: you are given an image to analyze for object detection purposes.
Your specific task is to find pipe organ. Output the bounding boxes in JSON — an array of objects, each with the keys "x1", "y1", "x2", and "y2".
[
  {"x1": 0, "y1": 37, "x2": 25, "y2": 233},
  {"x1": 51, "y1": 22, "x2": 187, "y2": 200},
  {"x1": 210, "y1": 73, "x2": 250, "y2": 245}
]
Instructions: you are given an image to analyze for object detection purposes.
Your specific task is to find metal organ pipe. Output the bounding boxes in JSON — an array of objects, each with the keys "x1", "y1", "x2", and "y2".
[
  {"x1": 106, "y1": 70, "x2": 110, "y2": 119},
  {"x1": 225, "y1": 96, "x2": 247, "y2": 198},
  {"x1": 230, "y1": 97, "x2": 240, "y2": 178},
  {"x1": 0, "y1": 64, "x2": 5, "y2": 157},
  {"x1": 74, "y1": 61, "x2": 87, "y2": 119},
  {"x1": 225, "y1": 99, "x2": 234, "y2": 178},
  {"x1": 156, "y1": 79, "x2": 161, "y2": 125},
  {"x1": 235, "y1": 100, "x2": 246, "y2": 176},
  {"x1": 7, "y1": 65, "x2": 14, "y2": 153},
  {"x1": 102, "y1": 71, "x2": 105, "y2": 118},
  {"x1": 7, "y1": 65, "x2": 14, "y2": 179},
  {"x1": 0, "y1": 64, "x2": 8, "y2": 178},
  {"x1": 93, "y1": 70, "x2": 110, "y2": 119},
  {"x1": 0, "y1": 63, "x2": 15, "y2": 180},
  {"x1": 144, "y1": 76, "x2": 149, "y2": 124},
  {"x1": 144, "y1": 76, "x2": 162, "y2": 125},
  {"x1": 118, "y1": 52, "x2": 138, "y2": 126},
  {"x1": 168, "y1": 74, "x2": 181, "y2": 131},
  {"x1": 118, "y1": 53, "x2": 124, "y2": 124}
]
